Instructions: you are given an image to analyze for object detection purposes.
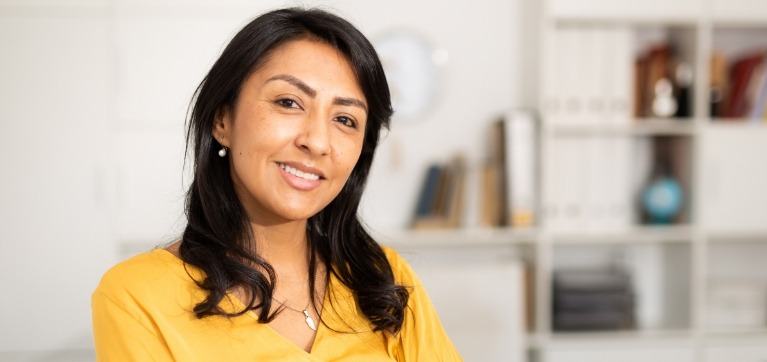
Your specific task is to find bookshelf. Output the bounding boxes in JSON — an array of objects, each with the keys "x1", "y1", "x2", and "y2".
[
  {"x1": 536, "y1": 1, "x2": 767, "y2": 361},
  {"x1": 392, "y1": 1, "x2": 767, "y2": 361}
]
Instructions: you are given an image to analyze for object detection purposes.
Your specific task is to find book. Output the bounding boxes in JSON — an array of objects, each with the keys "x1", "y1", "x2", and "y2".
[
  {"x1": 503, "y1": 110, "x2": 538, "y2": 228},
  {"x1": 606, "y1": 26, "x2": 632, "y2": 124},
  {"x1": 724, "y1": 52, "x2": 765, "y2": 118},
  {"x1": 480, "y1": 119, "x2": 508, "y2": 227},
  {"x1": 553, "y1": 310, "x2": 635, "y2": 331},
  {"x1": 432, "y1": 165, "x2": 451, "y2": 217},
  {"x1": 710, "y1": 51, "x2": 729, "y2": 117},
  {"x1": 411, "y1": 155, "x2": 467, "y2": 229},
  {"x1": 553, "y1": 269, "x2": 633, "y2": 293},
  {"x1": 635, "y1": 54, "x2": 649, "y2": 118},
  {"x1": 554, "y1": 290, "x2": 635, "y2": 312},
  {"x1": 413, "y1": 164, "x2": 443, "y2": 219},
  {"x1": 602, "y1": 136, "x2": 633, "y2": 231},
  {"x1": 748, "y1": 57, "x2": 767, "y2": 121},
  {"x1": 553, "y1": 268, "x2": 636, "y2": 331},
  {"x1": 479, "y1": 161, "x2": 502, "y2": 227},
  {"x1": 444, "y1": 155, "x2": 467, "y2": 228}
]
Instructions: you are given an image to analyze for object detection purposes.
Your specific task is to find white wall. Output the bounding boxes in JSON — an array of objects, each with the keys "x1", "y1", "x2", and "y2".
[
  {"x1": 0, "y1": 0, "x2": 537, "y2": 357},
  {"x1": 0, "y1": 2, "x2": 115, "y2": 355}
]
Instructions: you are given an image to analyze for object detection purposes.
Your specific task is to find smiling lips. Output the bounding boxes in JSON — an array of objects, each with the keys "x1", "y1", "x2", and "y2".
[{"x1": 276, "y1": 161, "x2": 325, "y2": 191}]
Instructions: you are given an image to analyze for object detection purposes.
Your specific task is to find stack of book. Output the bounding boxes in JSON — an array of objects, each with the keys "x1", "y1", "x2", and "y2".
[
  {"x1": 542, "y1": 25, "x2": 633, "y2": 126},
  {"x1": 552, "y1": 268, "x2": 636, "y2": 331},
  {"x1": 479, "y1": 110, "x2": 538, "y2": 228},
  {"x1": 541, "y1": 26, "x2": 638, "y2": 233},
  {"x1": 410, "y1": 155, "x2": 467, "y2": 229},
  {"x1": 710, "y1": 50, "x2": 767, "y2": 121}
]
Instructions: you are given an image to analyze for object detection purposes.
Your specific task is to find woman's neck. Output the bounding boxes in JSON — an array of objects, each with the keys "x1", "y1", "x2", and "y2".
[{"x1": 250, "y1": 219, "x2": 311, "y2": 279}]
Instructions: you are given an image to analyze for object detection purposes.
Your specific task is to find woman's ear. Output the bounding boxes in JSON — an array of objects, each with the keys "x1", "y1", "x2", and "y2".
[{"x1": 212, "y1": 107, "x2": 232, "y2": 147}]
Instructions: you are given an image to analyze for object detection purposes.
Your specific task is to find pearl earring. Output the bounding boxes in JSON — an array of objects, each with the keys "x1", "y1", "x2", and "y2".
[{"x1": 218, "y1": 146, "x2": 228, "y2": 157}]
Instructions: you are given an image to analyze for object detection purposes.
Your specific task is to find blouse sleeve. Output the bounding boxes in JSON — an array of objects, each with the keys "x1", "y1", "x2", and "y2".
[
  {"x1": 384, "y1": 247, "x2": 463, "y2": 362},
  {"x1": 91, "y1": 289, "x2": 174, "y2": 362}
]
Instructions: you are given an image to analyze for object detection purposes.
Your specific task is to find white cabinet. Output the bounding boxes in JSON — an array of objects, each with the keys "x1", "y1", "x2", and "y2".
[
  {"x1": 700, "y1": 125, "x2": 767, "y2": 233},
  {"x1": 534, "y1": 0, "x2": 767, "y2": 361},
  {"x1": 405, "y1": 248, "x2": 527, "y2": 362},
  {"x1": 705, "y1": 344, "x2": 767, "y2": 362}
]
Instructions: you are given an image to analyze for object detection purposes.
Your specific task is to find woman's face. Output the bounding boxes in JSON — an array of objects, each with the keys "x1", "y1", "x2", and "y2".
[{"x1": 213, "y1": 38, "x2": 368, "y2": 224}]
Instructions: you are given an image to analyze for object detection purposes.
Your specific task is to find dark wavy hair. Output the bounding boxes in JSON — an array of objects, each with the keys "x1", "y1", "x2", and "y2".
[{"x1": 179, "y1": 8, "x2": 408, "y2": 333}]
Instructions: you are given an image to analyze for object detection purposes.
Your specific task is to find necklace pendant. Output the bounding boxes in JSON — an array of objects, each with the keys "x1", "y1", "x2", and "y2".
[{"x1": 303, "y1": 309, "x2": 317, "y2": 331}]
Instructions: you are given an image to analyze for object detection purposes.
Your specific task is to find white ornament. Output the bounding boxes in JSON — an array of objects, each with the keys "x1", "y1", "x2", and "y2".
[{"x1": 303, "y1": 309, "x2": 317, "y2": 331}]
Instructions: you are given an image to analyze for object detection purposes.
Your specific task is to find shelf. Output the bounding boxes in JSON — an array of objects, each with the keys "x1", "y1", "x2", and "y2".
[
  {"x1": 373, "y1": 227, "x2": 539, "y2": 248},
  {"x1": 547, "y1": 0, "x2": 703, "y2": 25},
  {"x1": 542, "y1": 329, "x2": 695, "y2": 347},
  {"x1": 550, "y1": 225, "x2": 695, "y2": 244},
  {"x1": 371, "y1": 225, "x2": 697, "y2": 246},
  {"x1": 547, "y1": 119, "x2": 697, "y2": 137},
  {"x1": 549, "y1": 0, "x2": 767, "y2": 26},
  {"x1": 632, "y1": 119, "x2": 699, "y2": 135},
  {"x1": 708, "y1": 119, "x2": 767, "y2": 126},
  {"x1": 705, "y1": 327, "x2": 767, "y2": 338},
  {"x1": 711, "y1": 19, "x2": 767, "y2": 27},
  {"x1": 703, "y1": 329, "x2": 767, "y2": 350},
  {"x1": 706, "y1": 230, "x2": 767, "y2": 243},
  {"x1": 712, "y1": 0, "x2": 767, "y2": 26}
]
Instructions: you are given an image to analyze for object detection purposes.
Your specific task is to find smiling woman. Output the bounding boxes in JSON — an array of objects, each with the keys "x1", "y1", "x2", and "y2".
[
  {"x1": 215, "y1": 40, "x2": 368, "y2": 224},
  {"x1": 91, "y1": 7, "x2": 461, "y2": 362}
]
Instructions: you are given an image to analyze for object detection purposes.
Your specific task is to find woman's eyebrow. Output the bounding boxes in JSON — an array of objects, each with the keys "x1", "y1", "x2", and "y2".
[
  {"x1": 266, "y1": 74, "x2": 317, "y2": 97},
  {"x1": 266, "y1": 73, "x2": 368, "y2": 112},
  {"x1": 333, "y1": 97, "x2": 368, "y2": 112}
]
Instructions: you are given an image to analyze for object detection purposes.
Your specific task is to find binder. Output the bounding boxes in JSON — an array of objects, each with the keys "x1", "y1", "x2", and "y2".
[{"x1": 504, "y1": 110, "x2": 538, "y2": 227}]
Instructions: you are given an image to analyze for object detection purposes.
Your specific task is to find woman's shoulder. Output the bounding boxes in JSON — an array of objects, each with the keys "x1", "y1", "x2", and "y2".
[
  {"x1": 380, "y1": 246, "x2": 421, "y2": 287},
  {"x1": 93, "y1": 247, "x2": 197, "y2": 304}
]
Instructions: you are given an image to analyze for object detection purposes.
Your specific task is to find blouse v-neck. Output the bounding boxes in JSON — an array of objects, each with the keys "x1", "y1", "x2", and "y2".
[
  {"x1": 93, "y1": 245, "x2": 463, "y2": 361},
  {"x1": 154, "y1": 247, "x2": 330, "y2": 355}
]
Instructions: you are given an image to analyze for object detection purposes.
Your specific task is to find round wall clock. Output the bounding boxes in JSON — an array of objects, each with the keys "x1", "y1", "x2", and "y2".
[{"x1": 374, "y1": 31, "x2": 445, "y2": 122}]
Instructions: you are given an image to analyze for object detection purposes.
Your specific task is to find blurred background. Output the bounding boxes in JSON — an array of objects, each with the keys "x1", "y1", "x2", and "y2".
[{"x1": 1, "y1": 0, "x2": 767, "y2": 361}]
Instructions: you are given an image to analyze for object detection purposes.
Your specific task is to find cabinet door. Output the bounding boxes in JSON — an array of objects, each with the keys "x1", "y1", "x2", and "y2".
[
  {"x1": 705, "y1": 344, "x2": 767, "y2": 362},
  {"x1": 403, "y1": 249, "x2": 526, "y2": 362},
  {"x1": 700, "y1": 125, "x2": 767, "y2": 233}
]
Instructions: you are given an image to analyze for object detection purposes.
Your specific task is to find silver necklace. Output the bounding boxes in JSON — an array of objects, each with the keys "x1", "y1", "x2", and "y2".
[{"x1": 273, "y1": 297, "x2": 317, "y2": 331}]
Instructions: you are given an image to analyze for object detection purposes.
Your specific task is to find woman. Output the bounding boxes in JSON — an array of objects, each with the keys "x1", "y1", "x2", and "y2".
[{"x1": 92, "y1": 7, "x2": 461, "y2": 361}]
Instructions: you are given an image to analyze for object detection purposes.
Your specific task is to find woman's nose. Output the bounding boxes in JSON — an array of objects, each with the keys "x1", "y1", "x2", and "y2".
[{"x1": 295, "y1": 111, "x2": 331, "y2": 156}]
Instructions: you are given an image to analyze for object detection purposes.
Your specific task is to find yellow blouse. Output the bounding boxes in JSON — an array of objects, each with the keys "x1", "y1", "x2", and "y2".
[{"x1": 92, "y1": 246, "x2": 462, "y2": 361}]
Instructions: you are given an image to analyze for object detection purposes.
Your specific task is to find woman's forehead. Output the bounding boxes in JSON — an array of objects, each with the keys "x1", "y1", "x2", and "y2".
[{"x1": 251, "y1": 39, "x2": 365, "y2": 99}]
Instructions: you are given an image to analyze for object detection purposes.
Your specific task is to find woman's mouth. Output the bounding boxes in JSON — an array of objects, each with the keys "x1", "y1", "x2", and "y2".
[{"x1": 276, "y1": 162, "x2": 323, "y2": 191}]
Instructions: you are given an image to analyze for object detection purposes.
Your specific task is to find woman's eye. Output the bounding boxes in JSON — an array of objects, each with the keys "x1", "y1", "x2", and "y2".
[
  {"x1": 336, "y1": 116, "x2": 357, "y2": 128},
  {"x1": 276, "y1": 98, "x2": 300, "y2": 109}
]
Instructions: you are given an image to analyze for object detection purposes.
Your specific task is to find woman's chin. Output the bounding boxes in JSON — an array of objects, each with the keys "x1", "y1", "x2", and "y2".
[{"x1": 272, "y1": 205, "x2": 321, "y2": 222}]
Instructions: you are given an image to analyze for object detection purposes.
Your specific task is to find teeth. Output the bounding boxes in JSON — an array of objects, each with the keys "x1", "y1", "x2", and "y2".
[{"x1": 279, "y1": 163, "x2": 320, "y2": 181}]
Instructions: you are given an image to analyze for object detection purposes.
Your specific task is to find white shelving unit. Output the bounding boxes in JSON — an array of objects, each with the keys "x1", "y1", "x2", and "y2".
[
  {"x1": 374, "y1": 1, "x2": 767, "y2": 361},
  {"x1": 539, "y1": 1, "x2": 767, "y2": 361}
]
